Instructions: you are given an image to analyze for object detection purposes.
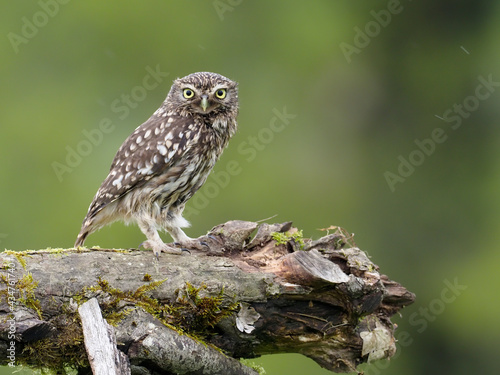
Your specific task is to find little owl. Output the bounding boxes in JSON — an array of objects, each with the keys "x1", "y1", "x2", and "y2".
[{"x1": 75, "y1": 72, "x2": 239, "y2": 257}]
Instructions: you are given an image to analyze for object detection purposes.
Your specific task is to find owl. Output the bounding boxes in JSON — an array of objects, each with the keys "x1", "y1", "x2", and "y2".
[{"x1": 75, "y1": 72, "x2": 239, "y2": 257}]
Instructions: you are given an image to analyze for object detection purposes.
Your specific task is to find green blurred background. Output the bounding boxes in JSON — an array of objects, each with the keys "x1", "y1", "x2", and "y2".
[{"x1": 1, "y1": 1, "x2": 499, "y2": 374}]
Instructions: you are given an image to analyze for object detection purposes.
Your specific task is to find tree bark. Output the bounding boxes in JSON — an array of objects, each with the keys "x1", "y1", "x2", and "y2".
[{"x1": 0, "y1": 220, "x2": 415, "y2": 374}]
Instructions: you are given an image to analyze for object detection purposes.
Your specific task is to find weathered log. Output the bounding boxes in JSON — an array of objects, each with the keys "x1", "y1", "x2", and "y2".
[
  {"x1": 116, "y1": 307, "x2": 259, "y2": 375},
  {"x1": 0, "y1": 220, "x2": 415, "y2": 374}
]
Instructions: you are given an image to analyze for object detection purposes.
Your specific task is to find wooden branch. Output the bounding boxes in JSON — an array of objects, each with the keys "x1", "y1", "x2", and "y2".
[
  {"x1": 78, "y1": 298, "x2": 130, "y2": 375},
  {"x1": 0, "y1": 220, "x2": 415, "y2": 374},
  {"x1": 118, "y1": 307, "x2": 259, "y2": 375}
]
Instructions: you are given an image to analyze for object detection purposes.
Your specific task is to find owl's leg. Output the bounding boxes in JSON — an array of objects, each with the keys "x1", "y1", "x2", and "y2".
[
  {"x1": 167, "y1": 225, "x2": 191, "y2": 244},
  {"x1": 164, "y1": 208, "x2": 210, "y2": 251},
  {"x1": 163, "y1": 205, "x2": 191, "y2": 243},
  {"x1": 167, "y1": 224, "x2": 214, "y2": 252},
  {"x1": 137, "y1": 220, "x2": 182, "y2": 257}
]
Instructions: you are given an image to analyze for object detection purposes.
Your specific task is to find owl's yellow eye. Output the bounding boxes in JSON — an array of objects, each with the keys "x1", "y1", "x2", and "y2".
[
  {"x1": 215, "y1": 89, "x2": 226, "y2": 99},
  {"x1": 183, "y1": 88, "x2": 195, "y2": 99}
]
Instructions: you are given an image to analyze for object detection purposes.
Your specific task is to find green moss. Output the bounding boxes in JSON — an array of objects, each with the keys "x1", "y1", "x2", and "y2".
[
  {"x1": 78, "y1": 277, "x2": 166, "y2": 327},
  {"x1": 3, "y1": 250, "x2": 30, "y2": 270},
  {"x1": 240, "y1": 359, "x2": 267, "y2": 374},
  {"x1": 272, "y1": 229, "x2": 305, "y2": 249},
  {"x1": 0, "y1": 270, "x2": 43, "y2": 319},
  {"x1": 171, "y1": 282, "x2": 239, "y2": 337},
  {"x1": 80, "y1": 278, "x2": 238, "y2": 341},
  {"x1": 11, "y1": 277, "x2": 167, "y2": 374},
  {"x1": 16, "y1": 272, "x2": 43, "y2": 319},
  {"x1": 20, "y1": 311, "x2": 87, "y2": 372},
  {"x1": 4, "y1": 271, "x2": 238, "y2": 373}
]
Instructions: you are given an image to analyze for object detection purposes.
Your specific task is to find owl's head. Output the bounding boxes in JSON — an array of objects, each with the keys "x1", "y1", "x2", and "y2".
[{"x1": 167, "y1": 72, "x2": 238, "y2": 116}]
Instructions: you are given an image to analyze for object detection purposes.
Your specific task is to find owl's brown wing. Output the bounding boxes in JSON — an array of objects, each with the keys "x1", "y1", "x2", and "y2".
[{"x1": 84, "y1": 113, "x2": 198, "y2": 220}]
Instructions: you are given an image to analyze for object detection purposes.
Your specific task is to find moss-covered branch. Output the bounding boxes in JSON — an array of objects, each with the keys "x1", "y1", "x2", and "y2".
[{"x1": 0, "y1": 220, "x2": 415, "y2": 374}]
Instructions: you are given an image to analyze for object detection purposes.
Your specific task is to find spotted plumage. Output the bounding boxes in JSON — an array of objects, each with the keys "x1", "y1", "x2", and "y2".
[{"x1": 75, "y1": 72, "x2": 238, "y2": 256}]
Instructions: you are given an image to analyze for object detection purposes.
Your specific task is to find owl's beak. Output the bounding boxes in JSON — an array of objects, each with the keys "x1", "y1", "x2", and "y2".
[{"x1": 200, "y1": 95, "x2": 209, "y2": 112}]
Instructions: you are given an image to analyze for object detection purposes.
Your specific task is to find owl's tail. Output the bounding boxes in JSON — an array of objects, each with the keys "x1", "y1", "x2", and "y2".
[
  {"x1": 74, "y1": 214, "x2": 93, "y2": 248},
  {"x1": 74, "y1": 204, "x2": 114, "y2": 248},
  {"x1": 74, "y1": 229, "x2": 89, "y2": 248}
]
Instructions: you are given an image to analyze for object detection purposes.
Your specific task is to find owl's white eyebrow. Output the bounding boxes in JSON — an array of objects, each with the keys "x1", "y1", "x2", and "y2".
[
  {"x1": 212, "y1": 84, "x2": 228, "y2": 91},
  {"x1": 182, "y1": 84, "x2": 197, "y2": 91}
]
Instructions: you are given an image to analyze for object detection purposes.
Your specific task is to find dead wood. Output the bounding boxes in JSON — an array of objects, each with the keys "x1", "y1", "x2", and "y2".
[
  {"x1": 0, "y1": 220, "x2": 415, "y2": 374},
  {"x1": 78, "y1": 298, "x2": 131, "y2": 374}
]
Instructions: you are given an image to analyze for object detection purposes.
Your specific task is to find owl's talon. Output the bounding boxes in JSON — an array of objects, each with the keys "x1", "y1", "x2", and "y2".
[
  {"x1": 141, "y1": 239, "x2": 182, "y2": 257},
  {"x1": 174, "y1": 237, "x2": 212, "y2": 252}
]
